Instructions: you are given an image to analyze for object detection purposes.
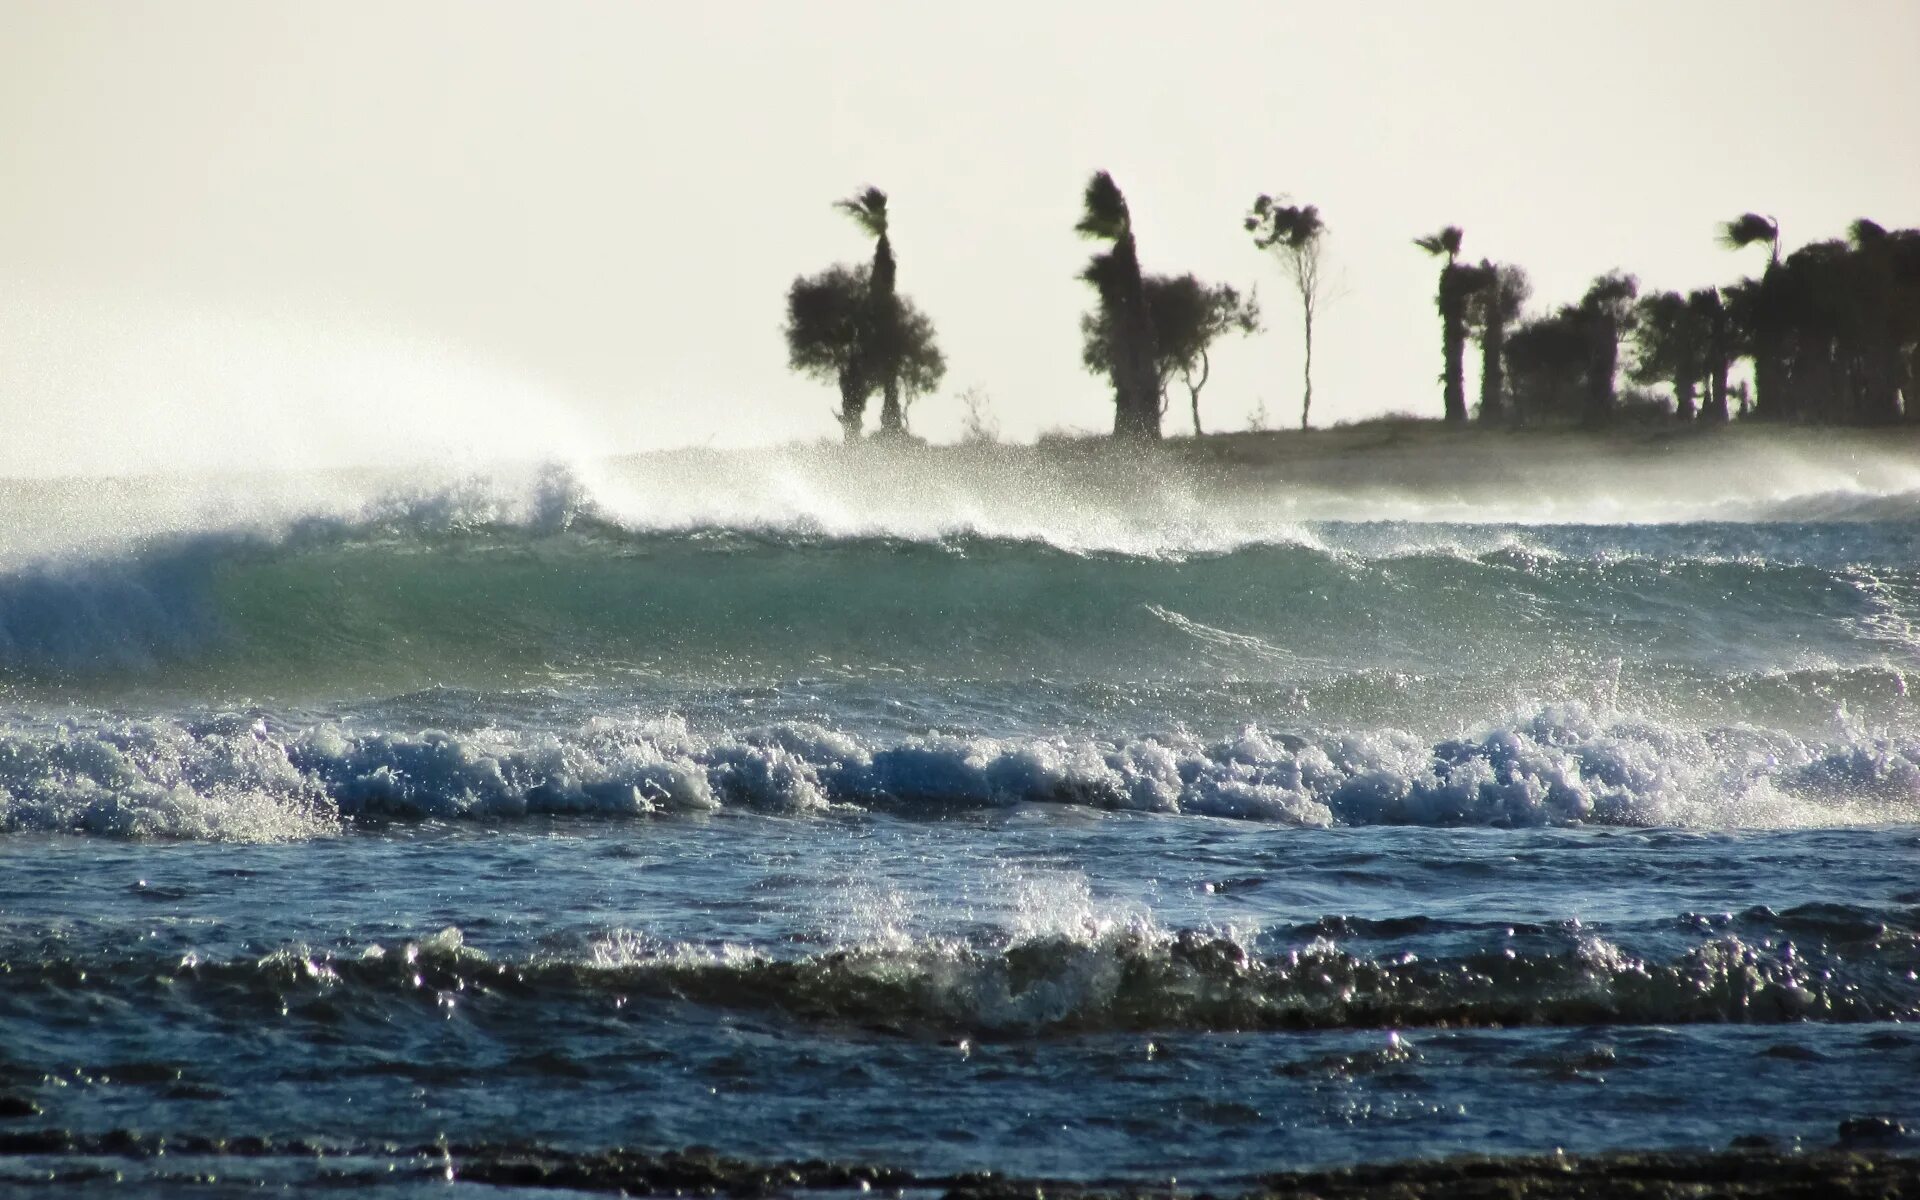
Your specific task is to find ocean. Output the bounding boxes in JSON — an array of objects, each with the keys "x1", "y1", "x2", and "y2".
[{"x1": 1, "y1": 443, "x2": 1916, "y2": 1194}]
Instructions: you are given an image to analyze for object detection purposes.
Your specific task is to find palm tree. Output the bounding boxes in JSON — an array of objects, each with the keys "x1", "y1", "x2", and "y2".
[
  {"x1": 1722, "y1": 212, "x2": 1787, "y2": 418},
  {"x1": 1415, "y1": 226, "x2": 1470, "y2": 422},
  {"x1": 836, "y1": 187, "x2": 907, "y2": 435},
  {"x1": 1467, "y1": 262, "x2": 1528, "y2": 423},
  {"x1": 1689, "y1": 287, "x2": 1732, "y2": 422},
  {"x1": 1721, "y1": 213, "x2": 1780, "y2": 265},
  {"x1": 1082, "y1": 274, "x2": 1259, "y2": 436},
  {"x1": 1077, "y1": 172, "x2": 1160, "y2": 439},
  {"x1": 1247, "y1": 196, "x2": 1328, "y2": 429},
  {"x1": 1507, "y1": 308, "x2": 1587, "y2": 417},
  {"x1": 1577, "y1": 272, "x2": 1638, "y2": 425}
]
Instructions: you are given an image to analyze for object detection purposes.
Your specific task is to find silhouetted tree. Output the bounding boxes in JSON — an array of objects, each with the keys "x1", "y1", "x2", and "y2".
[
  {"x1": 1577, "y1": 272, "x2": 1638, "y2": 424},
  {"x1": 784, "y1": 263, "x2": 944, "y2": 441},
  {"x1": 1077, "y1": 172, "x2": 1160, "y2": 439},
  {"x1": 837, "y1": 187, "x2": 911, "y2": 435},
  {"x1": 1466, "y1": 262, "x2": 1529, "y2": 423},
  {"x1": 886, "y1": 297, "x2": 948, "y2": 431},
  {"x1": 1631, "y1": 289, "x2": 1708, "y2": 420},
  {"x1": 1246, "y1": 196, "x2": 1328, "y2": 429},
  {"x1": 1415, "y1": 226, "x2": 1471, "y2": 422},
  {"x1": 1691, "y1": 288, "x2": 1732, "y2": 422},
  {"x1": 1845, "y1": 219, "x2": 1910, "y2": 424},
  {"x1": 1752, "y1": 225, "x2": 1920, "y2": 426},
  {"x1": 785, "y1": 265, "x2": 872, "y2": 441},
  {"x1": 1722, "y1": 213, "x2": 1789, "y2": 419},
  {"x1": 1082, "y1": 274, "x2": 1259, "y2": 436},
  {"x1": 1891, "y1": 225, "x2": 1920, "y2": 419},
  {"x1": 1507, "y1": 307, "x2": 1587, "y2": 418}
]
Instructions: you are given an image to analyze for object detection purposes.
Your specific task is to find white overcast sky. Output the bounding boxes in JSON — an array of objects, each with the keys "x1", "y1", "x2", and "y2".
[{"x1": 2, "y1": 0, "x2": 1918, "y2": 475}]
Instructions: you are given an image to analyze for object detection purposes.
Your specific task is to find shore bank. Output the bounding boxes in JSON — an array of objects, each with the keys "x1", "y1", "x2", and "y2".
[{"x1": 601, "y1": 418, "x2": 1920, "y2": 526}]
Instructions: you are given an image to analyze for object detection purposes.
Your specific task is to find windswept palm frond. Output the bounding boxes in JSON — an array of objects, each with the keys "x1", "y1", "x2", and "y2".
[
  {"x1": 1850, "y1": 217, "x2": 1888, "y2": 247},
  {"x1": 1076, "y1": 171, "x2": 1130, "y2": 241},
  {"x1": 835, "y1": 186, "x2": 888, "y2": 237},
  {"x1": 1414, "y1": 225, "x2": 1463, "y2": 261},
  {"x1": 1720, "y1": 213, "x2": 1778, "y2": 252}
]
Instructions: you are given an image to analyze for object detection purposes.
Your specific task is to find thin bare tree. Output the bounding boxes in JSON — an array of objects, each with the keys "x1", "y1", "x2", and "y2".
[{"x1": 1247, "y1": 196, "x2": 1328, "y2": 430}]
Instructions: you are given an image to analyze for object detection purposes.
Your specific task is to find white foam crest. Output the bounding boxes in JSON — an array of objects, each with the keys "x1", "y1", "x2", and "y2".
[
  {"x1": 0, "y1": 715, "x2": 337, "y2": 841},
  {"x1": 5, "y1": 703, "x2": 1914, "y2": 839}
]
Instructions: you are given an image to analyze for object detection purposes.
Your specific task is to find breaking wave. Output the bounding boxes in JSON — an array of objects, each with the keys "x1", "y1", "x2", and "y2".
[
  {"x1": 2, "y1": 704, "x2": 1915, "y2": 839},
  {"x1": 1, "y1": 463, "x2": 1916, "y2": 690},
  {"x1": 10, "y1": 909, "x2": 1917, "y2": 1036}
]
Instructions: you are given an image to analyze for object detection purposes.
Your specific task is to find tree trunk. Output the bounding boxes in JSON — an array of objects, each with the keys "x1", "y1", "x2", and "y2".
[
  {"x1": 1751, "y1": 265, "x2": 1790, "y2": 420},
  {"x1": 1300, "y1": 309, "x2": 1314, "y2": 430},
  {"x1": 1675, "y1": 379, "x2": 1696, "y2": 421},
  {"x1": 837, "y1": 366, "x2": 867, "y2": 443},
  {"x1": 1109, "y1": 233, "x2": 1161, "y2": 440},
  {"x1": 1478, "y1": 318, "x2": 1505, "y2": 422},
  {"x1": 878, "y1": 380, "x2": 904, "y2": 435},
  {"x1": 1861, "y1": 340, "x2": 1902, "y2": 425},
  {"x1": 868, "y1": 233, "x2": 901, "y2": 435},
  {"x1": 1584, "y1": 320, "x2": 1617, "y2": 426},
  {"x1": 1439, "y1": 266, "x2": 1468, "y2": 424},
  {"x1": 1703, "y1": 298, "x2": 1730, "y2": 422},
  {"x1": 1187, "y1": 349, "x2": 1210, "y2": 437},
  {"x1": 1442, "y1": 312, "x2": 1467, "y2": 423}
]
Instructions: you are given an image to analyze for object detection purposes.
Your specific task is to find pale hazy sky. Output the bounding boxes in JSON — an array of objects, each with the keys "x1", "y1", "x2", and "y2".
[{"x1": 2, "y1": 1, "x2": 1918, "y2": 476}]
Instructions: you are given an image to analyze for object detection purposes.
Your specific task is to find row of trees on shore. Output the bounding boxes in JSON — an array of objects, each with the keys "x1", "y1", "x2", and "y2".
[
  {"x1": 783, "y1": 174, "x2": 1920, "y2": 441},
  {"x1": 1423, "y1": 214, "x2": 1920, "y2": 429}
]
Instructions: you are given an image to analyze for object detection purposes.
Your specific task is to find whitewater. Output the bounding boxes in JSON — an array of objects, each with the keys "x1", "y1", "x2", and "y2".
[{"x1": 2, "y1": 442, "x2": 1918, "y2": 1193}]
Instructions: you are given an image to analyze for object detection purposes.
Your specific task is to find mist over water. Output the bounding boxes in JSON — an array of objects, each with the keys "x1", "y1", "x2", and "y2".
[{"x1": 3, "y1": 440, "x2": 1919, "y2": 1190}]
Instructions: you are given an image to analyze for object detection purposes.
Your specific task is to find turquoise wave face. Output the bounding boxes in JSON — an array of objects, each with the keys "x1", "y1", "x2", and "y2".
[{"x1": 3, "y1": 517, "x2": 1917, "y2": 709}]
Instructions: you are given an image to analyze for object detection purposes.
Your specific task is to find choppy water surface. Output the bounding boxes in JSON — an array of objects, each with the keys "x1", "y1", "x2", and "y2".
[{"x1": 1, "y1": 449, "x2": 1917, "y2": 1194}]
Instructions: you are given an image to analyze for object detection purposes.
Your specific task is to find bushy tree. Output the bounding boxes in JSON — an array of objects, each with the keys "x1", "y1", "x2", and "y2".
[
  {"x1": 785, "y1": 265, "x2": 873, "y2": 441},
  {"x1": 1082, "y1": 274, "x2": 1259, "y2": 436},
  {"x1": 1077, "y1": 172, "x2": 1160, "y2": 439},
  {"x1": 1506, "y1": 308, "x2": 1587, "y2": 418},
  {"x1": 885, "y1": 297, "x2": 947, "y2": 430},
  {"x1": 1631, "y1": 289, "x2": 1708, "y2": 420},
  {"x1": 1247, "y1": 196, "x2": 1327, "y2": 429},
  {"x1": 784, "y1": 263, "x2": 944, "y2": 441}
]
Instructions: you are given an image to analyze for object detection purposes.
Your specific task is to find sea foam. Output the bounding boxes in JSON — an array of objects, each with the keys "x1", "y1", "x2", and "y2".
[{"x1": 2, "y1": 704, "x2": 1913, "y2": 840}]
